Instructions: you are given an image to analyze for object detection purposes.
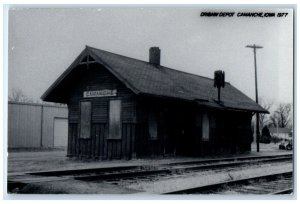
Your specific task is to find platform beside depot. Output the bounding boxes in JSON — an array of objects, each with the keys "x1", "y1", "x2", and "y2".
[{"x1": 7, "y1": 142, "x2": 292, "y2": 175}]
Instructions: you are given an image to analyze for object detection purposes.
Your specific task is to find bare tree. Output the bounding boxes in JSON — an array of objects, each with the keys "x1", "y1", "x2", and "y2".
[
  {"x1": 8, "y1": 89, "x2": 34, "y2": 103},
  {"x1": 269, "y1": 103, "x2": 292, "y2": 128},
  {"x1": 258, "y1": 97, "x2": 273, "y2": 129}
]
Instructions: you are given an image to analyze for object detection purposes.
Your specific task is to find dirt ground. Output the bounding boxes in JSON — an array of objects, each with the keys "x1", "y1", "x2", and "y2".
[
  {"x1": 7, "y1": 142, "x2": 292, "y2": 174},
  {"x1": 16, "y1": 180, "x2": 143, "y2": 194},
  {"x1": 126, "y1": 162, "x2": 293, "y2": 194},
  {"x1": 251, "y1": 142, "x2": 284, "y2": 152},
  {"x1": 6, "y1": 142, "x2": 293, "y2": 194}
]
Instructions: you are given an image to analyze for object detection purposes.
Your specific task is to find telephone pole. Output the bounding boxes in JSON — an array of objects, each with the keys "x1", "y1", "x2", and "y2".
[{"x1": 246, "y1": 44, "x2": 263, "y2": 152}]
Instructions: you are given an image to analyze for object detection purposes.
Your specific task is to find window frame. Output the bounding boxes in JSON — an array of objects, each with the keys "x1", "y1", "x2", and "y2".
[
  {"x1": 148, "y1": 111, "x2": 158, "y2": 140},
  {"x1": 202, "y1": 113, "x2": 210, "y2": 141},
  {"x1": 107, "y1": 99, "x2": 122, "y2": 140},
  {"x1": 79, "y1": 100, "x2": 92, "y2": 139}
]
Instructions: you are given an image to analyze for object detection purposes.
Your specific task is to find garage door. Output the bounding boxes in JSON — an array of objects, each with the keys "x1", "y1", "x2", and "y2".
[{"x1": 54, "y1": 118, "x2": 68, "y2": 147}]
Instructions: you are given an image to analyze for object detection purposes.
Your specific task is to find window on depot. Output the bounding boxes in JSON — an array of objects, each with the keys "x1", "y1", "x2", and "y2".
[
  {"x1": 202, "y1": 113, "x2": 210, "y2": 141},
  {"x1": 108, "y1": 100, "x2": 122, "y2": 139},
  {"x1": 148, "y1": 111, "x2": 158, "y2": 140},
  {"x1": 80, "y1": 101, "x2": 92, "y2": 139}
]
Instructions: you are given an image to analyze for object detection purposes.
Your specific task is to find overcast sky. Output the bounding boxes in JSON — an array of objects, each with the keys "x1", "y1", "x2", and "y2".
[{"x1": 8, "y1": 7, "x2": 293, "y2": 105}]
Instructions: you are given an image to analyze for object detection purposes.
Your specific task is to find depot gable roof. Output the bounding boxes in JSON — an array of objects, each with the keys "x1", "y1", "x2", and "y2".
[{"x1": 41, "y1": 46, "x2": 268, "y2": 113}]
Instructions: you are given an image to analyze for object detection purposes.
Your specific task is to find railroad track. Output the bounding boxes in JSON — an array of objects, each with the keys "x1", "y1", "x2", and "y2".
[
  {"x1": 163, "y1": 171, "x2": 293, "y2": 195},
  {"x1": 8, "y1": 154, "x2": 292, "y2": 193},
  {"x1": 74, "y1": 154, "x2": 292, "y2": 182}
]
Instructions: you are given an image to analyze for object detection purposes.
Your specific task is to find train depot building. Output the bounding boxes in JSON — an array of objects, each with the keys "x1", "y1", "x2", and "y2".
[{"x1": 42, "y1": 46, "x2": 267, "y2": 160}]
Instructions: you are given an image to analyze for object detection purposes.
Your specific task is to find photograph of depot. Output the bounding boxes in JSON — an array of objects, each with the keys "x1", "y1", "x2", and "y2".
[{"x1": 6, "y1": 7, "x2": 294, "y2": 195}]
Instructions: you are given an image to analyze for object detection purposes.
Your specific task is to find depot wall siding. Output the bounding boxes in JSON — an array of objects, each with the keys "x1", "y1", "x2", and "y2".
[
  {"x1": 8, "y1": 102, "x2": 68, "y2": 148},
  {"x1": 67, "y1": 64, "x2": 137, "y2": 159}
]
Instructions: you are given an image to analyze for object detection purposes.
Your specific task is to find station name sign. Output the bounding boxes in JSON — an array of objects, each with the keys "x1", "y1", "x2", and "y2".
[{"x1": 83, "y1": 89, "x2": 117, "y2": 98}]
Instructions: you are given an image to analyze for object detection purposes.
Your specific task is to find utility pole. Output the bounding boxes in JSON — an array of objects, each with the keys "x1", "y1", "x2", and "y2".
[{"x1": 246, "y1": 44, "x2": 263, "y2": 152}]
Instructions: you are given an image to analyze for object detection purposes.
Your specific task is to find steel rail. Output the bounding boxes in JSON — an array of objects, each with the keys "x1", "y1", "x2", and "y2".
[
  {"x1": 163, "y1": 171, "x2": 293, "y2": 194},
  {"x1": 7, "y1": 154, "x2": 292, "y2": 193},
  {"x1": 74, "y1": 156, "x2": 292, "y2": 181},
  {"x1": 20, "y1": 154, "x2": 292, "y2": 177}
]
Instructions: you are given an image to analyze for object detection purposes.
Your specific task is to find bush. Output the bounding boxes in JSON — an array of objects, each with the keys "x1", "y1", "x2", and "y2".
[{"x1": 260, "y1": 126, "x2": 271, "y2": 144}]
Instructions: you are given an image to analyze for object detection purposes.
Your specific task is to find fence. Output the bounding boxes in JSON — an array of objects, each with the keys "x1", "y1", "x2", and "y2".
[{"x1": 8, "y1": 101, "x2": 68, "y2": 148}]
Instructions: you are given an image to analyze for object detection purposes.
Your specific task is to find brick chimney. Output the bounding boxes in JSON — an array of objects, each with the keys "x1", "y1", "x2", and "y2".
[{"x1": 149, "y1": 47, "x2": 160, "y2": 66}]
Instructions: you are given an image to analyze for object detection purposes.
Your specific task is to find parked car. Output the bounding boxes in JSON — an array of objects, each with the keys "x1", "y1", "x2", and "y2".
[
  {"x1": 286, "y1": 142, "x2": 293, "y2": 150},
  {"x1": 279, "y1": 142, "x2": 286, "y2": 150},
  {"x1": 279, "y1": 141, "x2": 293, "y2": 150}
]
